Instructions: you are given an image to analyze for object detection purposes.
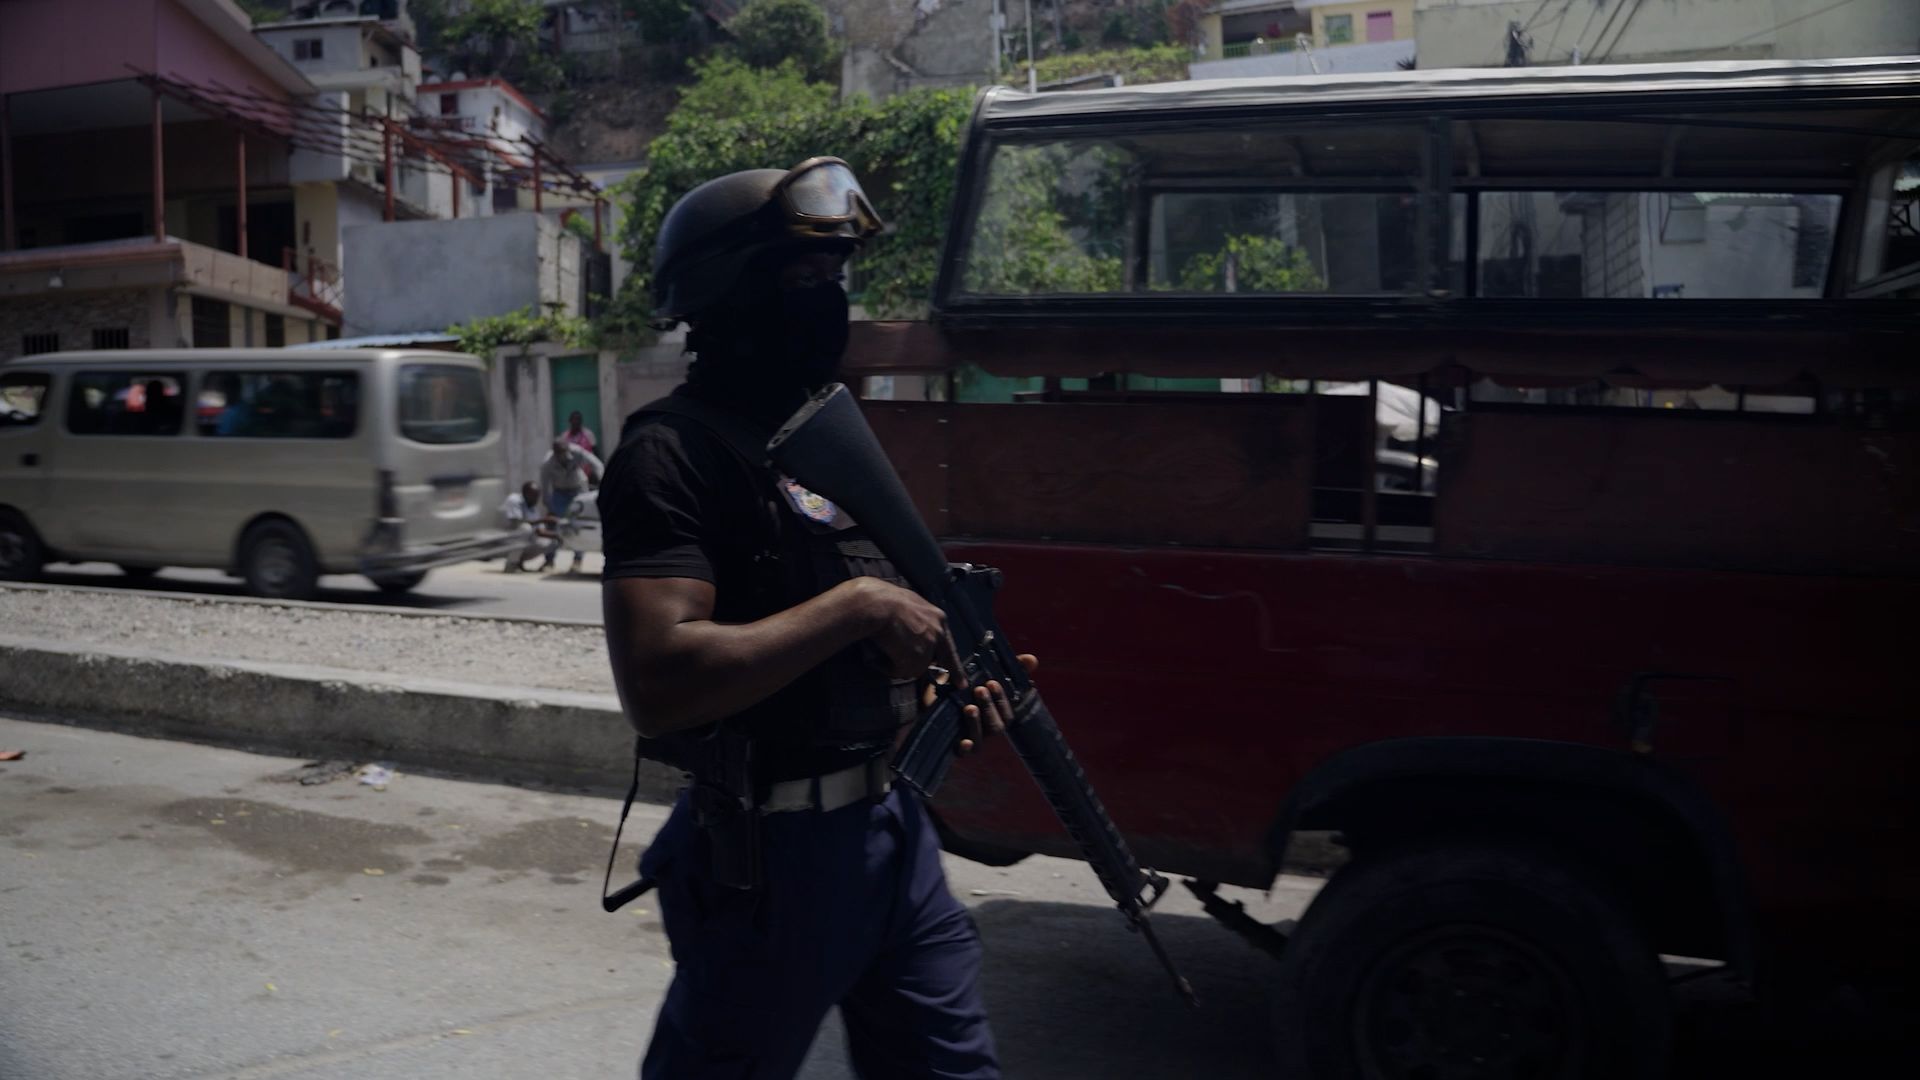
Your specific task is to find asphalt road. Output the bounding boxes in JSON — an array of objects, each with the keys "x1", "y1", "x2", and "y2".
[
  {"x1": 0, "y1": 716, "x2": 1317, "y2": 1080},
  {"x1": 37, "y1": 559, "x2": 606, "y2": 623},
  {"x1": 3, "y1": 718, "x2": 1912, "y2": 1079}
]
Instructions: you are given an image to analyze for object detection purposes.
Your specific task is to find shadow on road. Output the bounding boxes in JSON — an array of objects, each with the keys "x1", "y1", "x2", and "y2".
[
  {"x1": 36, "y1": 568, "x2": 472, "y2": 611},
  {"x1": 969, "y1": 900, "x2": 1920, "y2": 1079},
  {"x1": 971, "y1": 900, "x2": 1275, "y2": 1078}
]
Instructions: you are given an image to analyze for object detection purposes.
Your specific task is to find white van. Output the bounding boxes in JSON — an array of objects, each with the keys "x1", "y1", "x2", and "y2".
[{"x1": 0, "y1": 349, "x2": 520, "y2": 599}]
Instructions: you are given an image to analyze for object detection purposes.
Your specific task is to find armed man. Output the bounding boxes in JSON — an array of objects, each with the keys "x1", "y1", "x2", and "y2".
[{"x1": 597, "y1": 158, "x2": 1031, "y2": 1078}]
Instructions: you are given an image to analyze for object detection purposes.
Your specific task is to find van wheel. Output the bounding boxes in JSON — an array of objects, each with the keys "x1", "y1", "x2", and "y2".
[
  {"x1": 239, "y1": 520, "x2": 319, "y2": 600},
  {"x1": 1272, "y1": 840, "x2": 1671, "y2": 1080},
  {"x1": 119, "y1": 565, "x2": 159, "y2": 581},
  {"x1": 369, "y1": 570, "x2": 428, "y2": 594},
  {"x1": 0, "y1": 509, "x2": 46, "y2": 581}
]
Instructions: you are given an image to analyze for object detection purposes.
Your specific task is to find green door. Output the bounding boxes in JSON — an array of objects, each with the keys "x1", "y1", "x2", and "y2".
[{"x1": 550, "y1": 355, "x2": 600, "y2": 448}]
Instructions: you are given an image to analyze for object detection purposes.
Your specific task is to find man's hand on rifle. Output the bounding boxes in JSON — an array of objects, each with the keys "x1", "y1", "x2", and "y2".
[
  {"x1": 848, "y1": 577, "x2": 947, "y2": 679},
  {"x1": 927, "y1": 655, "x2": 1040, "y2": 756}
]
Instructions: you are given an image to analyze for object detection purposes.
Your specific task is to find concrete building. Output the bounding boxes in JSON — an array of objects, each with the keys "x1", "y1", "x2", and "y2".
[
  {"x1": 1192, "y1": 0, "x2": 1417, "y2": 79},
  {"x1": 1473, "y1": 189, "x2": 1833, "y2": 301},
  {"x1": 833, "y1": 0, "x2": 1013, "y2": 103},
  {"x1": 415, "y1": 77, "x2": 550, "y2": 213},
  {"x1": 340, "y1": 212, "x2": 585, "y2": 337},
  {"x1": 0, "y1": 0, "x2": 348, "y2": 359},
  {"x1": 253, "y1": 5, "x2": 462, "y2": 234},
  {"x1": 1415, "y1": 0, "x2": 1920, "y2": 71}
]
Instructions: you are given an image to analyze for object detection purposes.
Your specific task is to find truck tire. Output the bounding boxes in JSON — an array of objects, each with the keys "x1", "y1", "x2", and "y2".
[
  {"x1": 239, "y1": 520, "x2": 319, "y2": 600},
  {"x1": 369, "y1": 570, "x2": 429, "y2": 594},
  {"x1": 0, "y1": 508, "x2": 45, "y2": 582},
  {"x1": 1272, "y1": 840, "x2": 1671, "y2": 1080}
]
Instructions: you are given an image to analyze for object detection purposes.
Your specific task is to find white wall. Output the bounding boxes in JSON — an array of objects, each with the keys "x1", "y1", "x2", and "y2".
[
  {"x1": 256, "y1": 22, "x2": 367, "y2": 76},
  {"x1": 1192, "y1": 37, "x2": 1418, "y2": 79}
]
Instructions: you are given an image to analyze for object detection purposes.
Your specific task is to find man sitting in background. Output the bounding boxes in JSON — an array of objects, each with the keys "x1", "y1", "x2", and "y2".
[{"x1": 500, "y1": 481, "x2": 561, "y2": 572}]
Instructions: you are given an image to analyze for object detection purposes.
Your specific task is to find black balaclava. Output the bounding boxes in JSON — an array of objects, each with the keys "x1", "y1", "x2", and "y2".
[{"x1": 684, "y1": 246, "x2": 852, "y2": 429}]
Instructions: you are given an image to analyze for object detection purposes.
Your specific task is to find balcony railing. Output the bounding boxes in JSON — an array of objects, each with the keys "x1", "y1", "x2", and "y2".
[{"x1": 409, "y1": 114, "x2": 485, "y2": 133}]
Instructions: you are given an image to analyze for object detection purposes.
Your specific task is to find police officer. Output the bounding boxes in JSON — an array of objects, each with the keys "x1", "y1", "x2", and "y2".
[{"x1": 599, "y1": 158, "x2": 1025, "y2": 1079}]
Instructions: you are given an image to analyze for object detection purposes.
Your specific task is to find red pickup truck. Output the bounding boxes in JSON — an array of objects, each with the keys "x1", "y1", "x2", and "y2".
[{"x1": 846, "y1": 57, "x2": 1920, "y2": 1078}]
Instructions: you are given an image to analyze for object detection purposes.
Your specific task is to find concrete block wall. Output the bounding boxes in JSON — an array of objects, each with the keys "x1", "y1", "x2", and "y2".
[{"x1": 0, "y1": 287, "x2": 166, "y2": 361}]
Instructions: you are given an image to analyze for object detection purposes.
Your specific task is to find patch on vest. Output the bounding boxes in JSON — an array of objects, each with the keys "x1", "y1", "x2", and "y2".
[{"x1": 780, "y1": 478, "x2": 839, "y2": 525}]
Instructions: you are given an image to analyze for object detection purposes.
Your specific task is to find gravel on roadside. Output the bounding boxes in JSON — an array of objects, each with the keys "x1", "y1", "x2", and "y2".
[{"x1": 0, "y1": 586, "x2": 613, "y2": 694}]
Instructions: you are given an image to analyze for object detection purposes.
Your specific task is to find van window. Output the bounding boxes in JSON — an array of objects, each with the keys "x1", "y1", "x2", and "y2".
[
  {"x1": 398, "y1": 363, "x2": 489, "y2": 444},
  {"x1": 67, "y1": 372, "x2": 185, "y2": 436},
  {"x1": 197, "y1": 371, "x2": 360, "y2": 438},
  {"x1": 2, "y1": 372, "x2": 51, "y2": 427},
  {"x1": 1474, "y1": 191, "x2": 1842, "y2": 299}
]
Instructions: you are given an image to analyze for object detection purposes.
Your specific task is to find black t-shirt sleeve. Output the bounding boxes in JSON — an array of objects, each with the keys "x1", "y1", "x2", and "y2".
[{"x1": 599, "y1": 422, "x2": 720, "y2": 583}]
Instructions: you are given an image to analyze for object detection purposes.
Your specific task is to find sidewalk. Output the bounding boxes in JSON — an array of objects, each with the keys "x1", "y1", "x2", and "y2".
[{"x1": 0, "y1": 583, "x2": 654, "y2": 797}]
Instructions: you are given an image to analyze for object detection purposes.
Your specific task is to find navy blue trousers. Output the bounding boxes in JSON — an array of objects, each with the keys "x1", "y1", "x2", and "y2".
[{"x1": 638, "y1": 786, "x2": 999, "y2": 1079}]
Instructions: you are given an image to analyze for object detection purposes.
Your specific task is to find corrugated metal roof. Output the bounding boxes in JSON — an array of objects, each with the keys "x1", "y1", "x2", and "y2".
[{"x1": 980, "y1": 56, "x2": 1920, "y2": 124}]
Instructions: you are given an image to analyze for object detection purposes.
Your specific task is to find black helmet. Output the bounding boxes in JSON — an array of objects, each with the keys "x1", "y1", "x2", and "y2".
[{"x1": 651, "y1": 157, "x2": 885, "y2": 326}]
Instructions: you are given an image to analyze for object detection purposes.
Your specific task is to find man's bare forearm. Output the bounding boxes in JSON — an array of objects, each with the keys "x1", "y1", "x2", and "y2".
[{"x1": 604, "y1": 578, "x2": 879, "y2": 738}]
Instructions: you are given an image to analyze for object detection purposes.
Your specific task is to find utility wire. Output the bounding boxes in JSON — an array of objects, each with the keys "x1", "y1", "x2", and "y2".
[
  {"x1": 1594, "y1": 0, "x2": 1646, "y2": 63},
  {"x1": 1568, "y1": 0, "x2": 1607, "y2": 62},
  {"x1": 1718, "y1": 0, "x2": 1864, "y2": 49},
  {"x1": 1581, "y1": 0, "x2": 1634, "y2": 65},
  {"x1": 1539, "y1": 0, "x2": 1580, "y2": 63}
]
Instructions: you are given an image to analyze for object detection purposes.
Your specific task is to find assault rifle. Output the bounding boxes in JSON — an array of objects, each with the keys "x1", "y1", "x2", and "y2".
[{"x1": 769, "y1": 384, "x2": 1196, "y2": 1005}]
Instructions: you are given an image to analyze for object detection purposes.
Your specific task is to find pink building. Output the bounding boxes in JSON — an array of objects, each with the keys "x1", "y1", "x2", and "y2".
[{"x1": 0, "y1": 0, "x2": 346, "y2": 355}]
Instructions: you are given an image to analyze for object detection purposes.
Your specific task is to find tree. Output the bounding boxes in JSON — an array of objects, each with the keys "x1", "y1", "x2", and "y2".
[
  {"x1": 668, "y1": 54, "x2": 833, "y2": 127},
  {"x1": 1174, "y1": 235, "x2": 1325, "y2": 293},
  {"x1": 727, "y1": 0, "x2": 835, "y2": 80},
  {"x1": 442, "y1": 0, "x2": 545, "y2": 77},
  {"x1": 622, "y1": 0, "x2": 696, "y2": 43},
  {"x1": 603, "y1": 58, "x2": 969, "y2": 337}
]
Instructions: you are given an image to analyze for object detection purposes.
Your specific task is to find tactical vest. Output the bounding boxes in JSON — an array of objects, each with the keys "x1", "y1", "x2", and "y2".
[{"x1": 622, "y1": 393, "x2": 919, "y2": 760}]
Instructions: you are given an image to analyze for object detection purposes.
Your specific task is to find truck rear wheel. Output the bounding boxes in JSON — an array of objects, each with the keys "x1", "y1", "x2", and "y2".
[{"x1": 1272, "y1": 840, "x2": 1671, "y2": 1080}]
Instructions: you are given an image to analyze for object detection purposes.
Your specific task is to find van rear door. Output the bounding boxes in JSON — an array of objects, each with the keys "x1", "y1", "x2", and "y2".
[{"x1": 385, "y1": 360, "x2": 508, "y2": 548}]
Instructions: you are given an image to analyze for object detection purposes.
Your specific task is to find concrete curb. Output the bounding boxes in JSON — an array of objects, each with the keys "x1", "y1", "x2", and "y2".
[
  {"x1": 0, "y1": 635, "x2": 684, "y2": 802},
  {"x1": 0, "y1": 579, "x2": 602, "y2": 628}
]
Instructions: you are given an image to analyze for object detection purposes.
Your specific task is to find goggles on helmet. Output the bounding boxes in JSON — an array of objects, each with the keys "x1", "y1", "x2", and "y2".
[{"x1": 773, "y1": 157, "x2": 885, "y2": 239}]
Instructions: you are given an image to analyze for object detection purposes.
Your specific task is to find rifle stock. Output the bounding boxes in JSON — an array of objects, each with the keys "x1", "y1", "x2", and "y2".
[{"x1": 768, "y1": 384, "x2": 1196, "y2": 1005}]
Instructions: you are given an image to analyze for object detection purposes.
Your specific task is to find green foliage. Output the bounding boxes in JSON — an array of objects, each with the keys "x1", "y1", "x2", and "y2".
[
  {"x1": 604, "y1": 59, "x2": 973, "y2": 334},
  {"x1": 1172, "y1": 235, "x2": 1325, "y2": 293},
  {"x1": 727, "y1": 0, "x2": 837, "y2": 80},
  {"x1": 959, "y1": 143, "x2": 1123, "y2": 295},
  {"x1": 561, "y1": 210, "x2": 598, "y2": 245},
  {"x1": 1031, "y1": 44, "x2": 1190, "y2": 87},
  {"x1": 669, "y1": 55, "x2": 833, "y2": 125},
  {"x1": 1131, "y1": 0, "x2": 1174, "y2": 46},
  {"x1": 232, "y1": 0, "x2": 289, "y2": 25},
  {"x1": 441, "y1": 0, "x2": 545, "y2": 77},
  {"x1": 451, "y1": 305, "x2": 595, "y2": 358},
  {"x1": 622, "y1": 0, "x2": 696, "y2": 42}
]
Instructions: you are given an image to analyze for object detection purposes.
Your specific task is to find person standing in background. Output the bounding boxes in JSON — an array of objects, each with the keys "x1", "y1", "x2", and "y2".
[{"x1": 562, "y1": 409, "x2": 597, "y2": 460}]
